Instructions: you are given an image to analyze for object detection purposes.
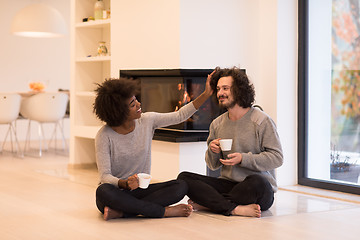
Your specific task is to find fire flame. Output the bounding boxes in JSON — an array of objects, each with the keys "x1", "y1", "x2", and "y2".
[{"x1": 175, "y1": 83, "x2": 191, "y2": 111}]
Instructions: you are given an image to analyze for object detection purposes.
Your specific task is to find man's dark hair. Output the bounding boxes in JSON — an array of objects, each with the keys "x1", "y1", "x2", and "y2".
[
  {"x1": 210, "y1": 66, "x2": 255, "y2": 108},
  {"x1": 93, "y1": 78, "x2": 139, "y2": 127}
]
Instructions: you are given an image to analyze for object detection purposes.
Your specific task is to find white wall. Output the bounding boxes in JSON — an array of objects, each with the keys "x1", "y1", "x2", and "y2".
[
  {"x1": 0, "y1": 0, "x2": 71, "y2": 142},
  {"x1": 111, "y1": 0, "x2": 180, "y2": 72},
  {"x1": 276, "y1": 0, "x2": 298, "y2": 186},
  {"x1": 307, "y1": 0, "x2": 332, "y2": 179},
  {"x1": 179, "y1": 0, "x2": 259, "y2": 69}
]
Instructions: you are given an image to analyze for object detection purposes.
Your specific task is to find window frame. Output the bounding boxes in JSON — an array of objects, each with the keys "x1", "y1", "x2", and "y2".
[{"x1": 298, "y1": 0, "x2": 360, "y2": 195}]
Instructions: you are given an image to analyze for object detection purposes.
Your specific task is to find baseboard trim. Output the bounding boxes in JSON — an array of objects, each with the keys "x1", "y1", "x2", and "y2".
[{"x1": 67, "y1": 163, "x2": 97, "y2": 169}]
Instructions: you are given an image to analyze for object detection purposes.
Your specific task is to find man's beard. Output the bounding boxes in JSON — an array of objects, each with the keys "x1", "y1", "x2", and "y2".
[{"x1": 218, "y1": 97, "x2": 236, "y2": 109}]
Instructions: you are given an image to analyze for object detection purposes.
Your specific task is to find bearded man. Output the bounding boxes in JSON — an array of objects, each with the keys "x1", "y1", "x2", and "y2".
[{"x1": 178, "y1": 66, "x2": 283, "y2": 218}]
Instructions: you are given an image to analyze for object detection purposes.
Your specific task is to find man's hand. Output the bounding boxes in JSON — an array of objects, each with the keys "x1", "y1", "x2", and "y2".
[
  {"x1": 210, "y1": 138, "x2": 221, "y2": 153},
  {"x1": 219, "y1": 152, "x2": 242, "y2": 166},
  {"x1": 127, "y1": 174, "x2": 139, "y2": 190}
]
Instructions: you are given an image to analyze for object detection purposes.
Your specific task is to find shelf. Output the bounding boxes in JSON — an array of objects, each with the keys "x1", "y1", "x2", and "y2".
[
  {"x1": 71, "y1": 0, "x2": 111, "y2": 166},
  {"x1": 74, "y1": 125, "x2": 103, "y2": 139},
  {"x1": 76, "y1": 56, "x2": 111, "y2": 62},
  {"x1": 75, "y1": 19, "x2": 110, "y2": 28}
]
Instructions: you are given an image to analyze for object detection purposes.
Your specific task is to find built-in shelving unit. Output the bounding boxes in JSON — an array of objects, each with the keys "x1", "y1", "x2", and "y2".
[{"x1": 70, "y1": 0, "x2": 111, "y2": 167}]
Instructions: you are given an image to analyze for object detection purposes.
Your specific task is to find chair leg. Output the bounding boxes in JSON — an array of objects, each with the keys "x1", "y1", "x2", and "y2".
[
  {"x1": 1, "y1": 124, "x2": 11, "y2": 153},
  {"x1": 48, "y1": 122, "x2": 58, "y2": 150},
  {"x1": 40, "y1": 123, "x2": 48, "y2": 151},
  {"x1": 0, "y1": 124, "x2": 12, "y2": 153},
  {"x1": 24, "y1": 120, "x2": 31, "y2": 154},
  {"x1": 24, "y1": 120, "x2": 45, "y2": 158},
  {"x1": 1, "y1": 122, "x2": 24, "y2": 158},
  {"x1": 37, "y1": 123, "x2": 46, "y2": 157},
  {"x1": 48, "y1": 120, "x2": 68, "y2": 153},
  {"x1": 12, "y1": 120, "x2": 23, "y2": 157},
  {"x1": 9, "y1": 124, "x2": 14, "y2": 153},
  {"x1": 10, "y1": 122, "x2": 23, "y2": 158},
  {"x1": 58, "y1": 120, "x2": 68, "y2": 152}
]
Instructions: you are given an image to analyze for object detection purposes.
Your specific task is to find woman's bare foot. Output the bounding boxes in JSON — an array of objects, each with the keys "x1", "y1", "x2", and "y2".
[
  {"x1": 103, "y1": 206, "x2": 124, "y2": 221},
  {"x1": 188, "y1": 199, "x2": 210, "y2": 212},
  {"x1": 231, "y1": 204, "x2": 261, "y2": 218},
  {"x1": 164, "y1": 204, "x2": 193, "y2": 217}
]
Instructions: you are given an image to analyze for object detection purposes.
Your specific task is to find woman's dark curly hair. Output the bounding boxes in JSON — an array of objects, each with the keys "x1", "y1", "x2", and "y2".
[
  {"x1": 210, "y1": 66, "x2": 255, "y2": 108},
  {"x1": 93, "y1": 78, "x2": 139, "y2": 127}
]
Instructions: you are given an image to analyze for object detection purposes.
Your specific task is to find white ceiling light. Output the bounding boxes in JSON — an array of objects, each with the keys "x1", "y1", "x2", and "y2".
[{"x1": 11, "y1": 3, "x2": 67, "y2": 38}]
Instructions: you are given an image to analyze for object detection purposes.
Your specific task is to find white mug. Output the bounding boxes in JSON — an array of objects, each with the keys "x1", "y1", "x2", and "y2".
[
  {"x1": 138, "y1": 173, "x2": 152, "y2": 189},
  {"x1": 219, "y1": 139, "x2": 232, "y2": 151}
]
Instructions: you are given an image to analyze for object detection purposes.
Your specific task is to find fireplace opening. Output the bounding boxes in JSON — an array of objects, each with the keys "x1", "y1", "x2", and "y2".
[{"x1": 120, "y1": 69, "x2": 225, "y2": 142}]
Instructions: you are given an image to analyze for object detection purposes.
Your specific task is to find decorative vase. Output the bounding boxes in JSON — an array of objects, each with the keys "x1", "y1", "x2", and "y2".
[
  {"x1": 97, "y1": 41, "x2": 108, "y2": 56},
  {"x1": 94, "y1": 0, "x2": 105, "y2": 20}
]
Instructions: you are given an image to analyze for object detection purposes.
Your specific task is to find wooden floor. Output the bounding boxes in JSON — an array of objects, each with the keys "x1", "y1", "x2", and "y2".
[{"x1": 1, "y1": 149, "x2": 360, "y2": 240}]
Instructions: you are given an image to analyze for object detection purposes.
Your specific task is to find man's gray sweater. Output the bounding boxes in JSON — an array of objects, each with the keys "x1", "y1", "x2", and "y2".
[{"x1": 205, "y1": 107, "x2": 283, "y2": 191}]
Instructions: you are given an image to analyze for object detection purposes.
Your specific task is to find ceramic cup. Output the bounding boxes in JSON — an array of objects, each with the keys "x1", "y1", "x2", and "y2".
[
  {"x1": 219, "y1": 139, "x2": 233, "y2": 151},
  {"x1": 138, "y1": 173, "x2": 152, "y2": 189}
]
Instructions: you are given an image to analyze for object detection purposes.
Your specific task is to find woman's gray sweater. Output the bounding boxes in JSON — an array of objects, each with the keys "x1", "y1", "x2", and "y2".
[{"x1": 95, "y1": 102, "x2": 197, "y2": 187}]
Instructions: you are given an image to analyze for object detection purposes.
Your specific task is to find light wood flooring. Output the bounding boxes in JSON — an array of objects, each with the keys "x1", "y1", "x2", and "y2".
[{"x1": 1, "y1": 148, "x2": 360, "y2": 240}]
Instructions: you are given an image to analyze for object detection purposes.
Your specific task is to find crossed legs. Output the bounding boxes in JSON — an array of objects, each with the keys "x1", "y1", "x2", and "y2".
[
  {"x1": 96, "y1": 179, "x2": 192, "y2": 220},
  {"x1": 177, "y1": 172, "x2": 274, "y2": 217}
]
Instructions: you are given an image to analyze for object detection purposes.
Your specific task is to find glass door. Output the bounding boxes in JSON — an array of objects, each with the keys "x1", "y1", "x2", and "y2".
[{"x1": 299, "y1": 0, "x2": 360, "y2": 194}]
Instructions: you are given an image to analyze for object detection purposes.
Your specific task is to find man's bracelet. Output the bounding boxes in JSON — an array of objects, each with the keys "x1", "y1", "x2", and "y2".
[{"x1": 125, "y1": 180, "x2": 130, "y2": 190}]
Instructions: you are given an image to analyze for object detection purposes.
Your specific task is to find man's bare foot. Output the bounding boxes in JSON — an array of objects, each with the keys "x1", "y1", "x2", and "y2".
[
  {"x1": 103, "y1": 206, "x2": 124, "y2": 221},
  {"x1": 164, "y1": 204, "x2": 193, "y2": 217},
  {"x1": 188, "y1": 199, "x2": 210, "y2": 212},
  {"x1": 231, "y1": 204, "x2": 261, "y2": 218}
]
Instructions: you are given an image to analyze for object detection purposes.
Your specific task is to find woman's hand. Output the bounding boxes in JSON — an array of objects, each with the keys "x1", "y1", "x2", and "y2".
[
  {"x1": 210, "y1": 138, "x2": 221, "y2": 153},
  {"x1": 204, "y1": 70, "x2": 215, "y2": 97},
  {"x1": 192, "y1": 69, "x2": 216, "y2": 109},
  {"x1": 127, "y1": 174, "x2": 139, "y2": 190},
  {"x1": 219, "y1": 152, "x2": 242, "y2": 165}
]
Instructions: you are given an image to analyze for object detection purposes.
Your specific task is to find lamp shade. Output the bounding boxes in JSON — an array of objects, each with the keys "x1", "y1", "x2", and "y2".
[{"x1": 11, "y1": 3, "x2": 67, "y2": 38}]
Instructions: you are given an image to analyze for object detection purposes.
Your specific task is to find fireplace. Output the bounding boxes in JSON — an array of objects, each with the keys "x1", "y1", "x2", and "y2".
[{"x1": 120, "y1": 69, "x2": 224, "y2": 142}]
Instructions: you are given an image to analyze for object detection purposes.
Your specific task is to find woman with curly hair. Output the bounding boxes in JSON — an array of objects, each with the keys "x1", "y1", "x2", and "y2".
[
  {"x1": 178, "y1": 66, "x2": 283, "y2": 218},
  {"x1": 94, "y1": 72, "x2": 214, "y2": 220}
]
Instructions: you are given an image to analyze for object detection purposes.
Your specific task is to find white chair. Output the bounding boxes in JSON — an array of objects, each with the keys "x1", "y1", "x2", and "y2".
[
  {"x1": 20, "y1": 92, "x2": 69, "y2": 157},
  {"x1": 0, "y1": 93, "x2": 22, "y2": 156}
]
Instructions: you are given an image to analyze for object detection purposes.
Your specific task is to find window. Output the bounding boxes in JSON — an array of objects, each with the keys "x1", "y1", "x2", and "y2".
[{"x1": 298, "y1": 0, "x2": 360, "y2": 194}]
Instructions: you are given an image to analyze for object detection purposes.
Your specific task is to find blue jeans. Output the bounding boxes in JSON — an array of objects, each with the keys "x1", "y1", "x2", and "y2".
[
  {"x1": 177, "y1": 172, "x2": 274, "y2": 216},
  {"x1": 96, "y1": 179, "x2": 188, "y2": 218}
]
